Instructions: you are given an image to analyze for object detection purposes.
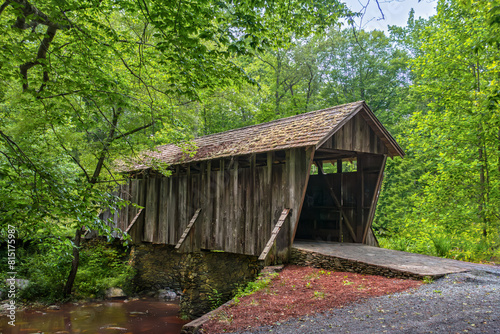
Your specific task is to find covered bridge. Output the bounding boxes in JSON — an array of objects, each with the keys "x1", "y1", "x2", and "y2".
[{"x1": 110, "y1": 101, "x2": 404, "y2": 263}]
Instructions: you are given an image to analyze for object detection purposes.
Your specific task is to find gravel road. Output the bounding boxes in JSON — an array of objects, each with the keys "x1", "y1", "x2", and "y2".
[{"x1": 236, "y1": 267, "x2": 500, "y2": 334}]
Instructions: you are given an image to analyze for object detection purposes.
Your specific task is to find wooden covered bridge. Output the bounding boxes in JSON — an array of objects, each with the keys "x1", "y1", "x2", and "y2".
[{"x1": 109, "y1": 101, "x2": 404, "y2": 263}]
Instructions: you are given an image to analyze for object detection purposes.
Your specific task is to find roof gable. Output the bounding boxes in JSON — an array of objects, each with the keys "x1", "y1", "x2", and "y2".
[{"x1": 127, "y1": 101, "x2": 403, "y2": 170}]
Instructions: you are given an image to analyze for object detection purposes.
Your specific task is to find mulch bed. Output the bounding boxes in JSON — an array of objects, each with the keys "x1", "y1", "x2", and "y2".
[{"x1": 202, "y1": 265, "x2": 421, "y2": 333}]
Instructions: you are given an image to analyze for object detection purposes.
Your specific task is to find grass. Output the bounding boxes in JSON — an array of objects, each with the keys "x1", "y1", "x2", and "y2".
[{"x1": 232, "y1": 272, "x2": 278, "y2": 304}]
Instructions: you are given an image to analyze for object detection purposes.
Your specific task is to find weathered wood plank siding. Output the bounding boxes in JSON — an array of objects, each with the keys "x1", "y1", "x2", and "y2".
[
  {"x1": 120, "y1": 147, "x2": 311, "y2": 260},
  {"x1": 321, "y1": 113, "x2": 388, "y2": 155}
]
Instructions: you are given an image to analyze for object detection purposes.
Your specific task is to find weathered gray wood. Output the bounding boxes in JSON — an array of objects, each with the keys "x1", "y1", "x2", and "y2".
[
  {"x1": 244, "y1": 155, "x2": 256, "y2": 255},
  {"x1": 275, "y1": 153, "x2": 289, "y2": 258},
  {"x1": 125, "y1": 208, "x2": 144, "y2": 233},
  {"x1": 175, "y1": 208, "x2": 202, "y2": 249},
  {"x1": 291, "y1": 147, "x2": 315, "y2": 242},
  {"x1": 259, "y1": 208, "x2": 291, "y2": 260},
  {"x1": 326, "y1": 113, "x2": 388, "y2": 155},
  {"x1": 144, "y1": 178, "x2": 159, "y2": 242},
  {"x1": 167, "y1": 170, "x2": 178, "y2": 245},
  {"x1": 190, "y1": 172, "x2": 201, "y2": 251},
  {"x1": 228, "y1": 161, "x2": 238, "y2": 253},
  {"x1": 157, "y1": 178, "x2": 169, "y2": 243},
  {"x1": 202, "y1": 161, "x2": 213, "y2": 249},
  {"x1": 214, "y1": 160, "x2": 224, "y2": 249},
  {"x1": 132, "y1": 178, "x2": 146, "y2": 243},
  {"x1": 254, "y1": 167, "x2": 264, "y2": 253},
  {"x1": 362, "y1": 155, "x2": 387, "y2": 244},
  {"x1": 356, "y1": 154, "x2": 364, "y2": 243},
  {"x1": 117, "y1": 183, "x2": 130, "y2": 232},
  {"x1": 178, "y1": 173, "x2": 188, "y2": 244}
]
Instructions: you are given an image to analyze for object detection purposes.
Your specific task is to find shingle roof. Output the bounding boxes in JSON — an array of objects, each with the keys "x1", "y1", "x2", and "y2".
[{"x1": 125, "y1": 101, "x2": 402, "y2": 171}]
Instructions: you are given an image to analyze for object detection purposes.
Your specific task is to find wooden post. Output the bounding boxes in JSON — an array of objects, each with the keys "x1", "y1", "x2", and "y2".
[
  {"x1": 356, "y1": 154, "x2": 364, "y2": 243},
  {"x1": 175, "y1": 209, "x2": 202, "y2": 249},
  {"x1": 125, "y1": 208, "x2": 144, "y2": 234},
  {"x1": 362, "y1": 155, "x2": 387, "y2": 244},
  {"x1": 259, "y1": 208, "x2": 290, "y2": 261}
]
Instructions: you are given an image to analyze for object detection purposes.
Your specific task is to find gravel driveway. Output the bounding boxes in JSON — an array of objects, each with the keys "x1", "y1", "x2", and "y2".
[{"x1": 236, "y1": 268, "x2": 500, "y2": 334}]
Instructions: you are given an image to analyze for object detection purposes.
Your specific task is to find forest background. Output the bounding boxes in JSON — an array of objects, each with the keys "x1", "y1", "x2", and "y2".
[{"x1": 0, "y1": 0, "x2": 499, "y2": 302}]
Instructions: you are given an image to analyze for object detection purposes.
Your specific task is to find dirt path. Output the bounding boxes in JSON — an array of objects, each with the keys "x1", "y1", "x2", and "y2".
[
  {"x1": 234, "y1": 270, "x2": 500, "y2": 333},
  {"x1": 201, "y1": 265, "x2": 422, "y2": 333}
]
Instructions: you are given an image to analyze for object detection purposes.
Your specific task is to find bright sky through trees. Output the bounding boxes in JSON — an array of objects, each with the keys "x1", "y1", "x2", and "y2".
[{"x1": 342, "y1": 0, "x2": 437, "y2": 30}]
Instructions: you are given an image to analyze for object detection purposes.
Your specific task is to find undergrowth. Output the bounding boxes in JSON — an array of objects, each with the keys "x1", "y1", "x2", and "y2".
[
  {"x1": 232, "y1": 272, "x2": 278, "y2": 304},
  {"x1": 0, "y1": 238, "x2": 135, "y2": 303},
  {"x1": 378, "y1": 234, "x2": 500, "y2": 263}
]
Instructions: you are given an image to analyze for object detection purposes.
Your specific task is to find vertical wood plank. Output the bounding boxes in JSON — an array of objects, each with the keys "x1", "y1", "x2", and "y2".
[
  {"x1": 144, "y1": 177, "x2": 158, "y2": 243},
  {"x1": 178, "y1": 172, "x2": 187, "y2": 245},
  {"x1": 158, "y1": 177, "x2": 169, "y2": 243},
  {"x1": 356, "y1": 154, "x2": 364, "y2": 243},
  {"x1": 127, "y1": 179, "x2": 138, "y2": 242},
  {"x1": 214, "y1": 160, "x2": 223, "y2": 249},
  {"x1": 167, "y1": 169, "x2": 178, "y2": 245},
  {"x1": 134, "y1": 178, "x2": 146, "y2": 243},
  {"x1": 245, "y1": 155, "x2": 256, "y2": 255},
  {"x1": 228, "y1": 160, "x2": 238, "y2": 253},
  {"x1": 208, "y1": 161, "x2": 217, "y2": 249},
  {"x1": 271, "y1": 163, "x2": 283, "y2": 259},
  {"x1": 224, "y1": 161, "x2": 232, "y2": 252}
]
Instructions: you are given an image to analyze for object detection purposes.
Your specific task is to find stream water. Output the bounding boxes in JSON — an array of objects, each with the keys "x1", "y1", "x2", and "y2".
[{"x1": 0, "y1": 299, "x2": 189, "y2": 334}]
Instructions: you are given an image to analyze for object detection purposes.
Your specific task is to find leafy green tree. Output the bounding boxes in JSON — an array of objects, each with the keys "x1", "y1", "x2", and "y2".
[
  {"x1": 376, "y1": 0, "x2": 500, "y2": 261},
  {"x1": 0, "y1": 0, "x2": 349, "y2": 297},
  {"x1": 319, "y1": 28, "x2": 411, "y2": 129}
]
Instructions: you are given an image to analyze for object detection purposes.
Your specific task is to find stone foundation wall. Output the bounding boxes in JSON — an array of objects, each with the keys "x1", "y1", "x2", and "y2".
[
  {"x1": 290, "y1": 248, "x2": 423, "y2": 280},
  {"x1": 131, "y1": 244, "x2": 262, "y2": 318}
]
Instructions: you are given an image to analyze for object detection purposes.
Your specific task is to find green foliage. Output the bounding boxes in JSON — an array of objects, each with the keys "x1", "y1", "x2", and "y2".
[
  {"x1": 432, "y1": 236, "x2": 453, "y2": 258},
  {"x1": 422, "y1": 276, "x2": 434, "y2": 284},
  {"x1": 208, "y1": 289, "x2": 224, "y2": 310},
  {"x1": 0, "y1": 0, "x2": 350, "y2": 298},
  {"x1": 73, "y1": 240, "x2": 135, "y2": 299},
  {"x1": 374, "y1": 0, "x2": 500, "y2": 264},
  {"x1": 0, "y1": 239, "x2": 134, "y2": 303},
  {"x1": 233, "y1": 273, "x2": 278, "y2": 304}
]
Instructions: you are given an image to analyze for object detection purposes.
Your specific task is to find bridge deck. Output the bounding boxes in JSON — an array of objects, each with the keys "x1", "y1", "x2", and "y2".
[{"x1": 292, "y1": 240, "x2": 496, "y2": 277}]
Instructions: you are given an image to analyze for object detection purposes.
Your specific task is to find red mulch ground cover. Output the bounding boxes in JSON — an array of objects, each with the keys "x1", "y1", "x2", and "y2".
[{"x1": 202, "y1": 265, "x2": 421, "y2": 334}]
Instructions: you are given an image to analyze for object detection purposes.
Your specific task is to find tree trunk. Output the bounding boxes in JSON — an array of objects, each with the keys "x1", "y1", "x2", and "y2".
[
  {"x1": 63, "y1": 107, "x2": 122, "y2": 297},
  {"x1": 63, "y1": 226, "x2": 85, "y2": 297}
]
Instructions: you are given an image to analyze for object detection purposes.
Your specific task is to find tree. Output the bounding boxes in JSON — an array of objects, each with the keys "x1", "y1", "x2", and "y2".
[
  {"x1": 375, "y1": 0, "x2": 500, "y2": 261},
  {"x1": 0, "y1": 0, "x2": 349, "y2": 297},
  {"x1": 318, "y1": 28, "x2": 411, "y2": 129}
]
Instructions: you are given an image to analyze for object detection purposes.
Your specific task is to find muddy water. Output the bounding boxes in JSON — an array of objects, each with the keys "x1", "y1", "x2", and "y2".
[{"x1": 0, "y1": 299, "x2": 189, "y2": 334}]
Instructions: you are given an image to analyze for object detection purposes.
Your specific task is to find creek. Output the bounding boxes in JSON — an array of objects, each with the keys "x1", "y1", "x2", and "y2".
[{"x1": 0, "y1": 298, "x2": 189, "y2": 334}]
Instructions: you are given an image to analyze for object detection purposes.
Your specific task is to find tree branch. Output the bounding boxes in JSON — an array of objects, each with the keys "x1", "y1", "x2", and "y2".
[
  {"x1": 10, "y1": 0, "x2": 68, "y2": 29},
  {"x1": 90, "y1": 107, "x2": 122, "y2": 184},
  {"x1": 20, "y1": 25, "x2": 58, "y2": 91},
  {"x1": 48, "y1": 122, "x2": 91, "y2": 184},
  {"x1": 0, "y1": 0, "x2": 10, "y2": 16},
  {"x1": 113, "y1": 122, "x2": 155, "y2": 141}
]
